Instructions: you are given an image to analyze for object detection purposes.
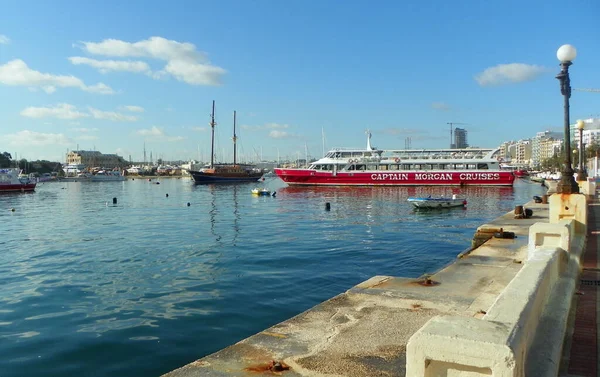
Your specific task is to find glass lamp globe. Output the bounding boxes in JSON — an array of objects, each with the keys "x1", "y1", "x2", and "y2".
[
  {"x1": 577, "y1": 119, "x2": 585, "y2": 130},
  {"x1": 557, "y1": 44, "x2": 577, "y2": 62}
]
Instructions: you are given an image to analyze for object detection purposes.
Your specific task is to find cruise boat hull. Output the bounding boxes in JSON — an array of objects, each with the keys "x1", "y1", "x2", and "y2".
[{"x1": 274, "y1": 169, "x2": 515, "y2": 186}]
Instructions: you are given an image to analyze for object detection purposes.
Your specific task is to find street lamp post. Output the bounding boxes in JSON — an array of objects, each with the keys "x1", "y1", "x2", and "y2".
[
  {"x1": 577, "y1": 119, "x2": 587, "y2": 181},
  {"x1": 555, "y1": 44, "x2": 579, "y2": 194}
]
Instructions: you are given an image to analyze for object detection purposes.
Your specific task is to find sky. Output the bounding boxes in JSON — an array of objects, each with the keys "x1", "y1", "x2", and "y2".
[{"x1": 0, "y1": 0, "x2": 599, "y2": 164}]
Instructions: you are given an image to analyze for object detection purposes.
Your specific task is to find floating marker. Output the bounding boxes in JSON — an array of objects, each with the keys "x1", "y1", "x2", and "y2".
[
  {"x1": 156, "y1": 182, "x2": 160, "y2": 185},
  {"x1": 113, "y1": 197, "x2": 117, "y2": 205},
  {"x1": 166, "y1": 193, "x2": 169, "y2": 197},
  {"x1": 325, "y1": 202, "x2": 331, "y2": 211},
  {"x1": 187, "y1": 202, "x2": 191, "y2": 207},
  {"x1": 10, "y1": 208, "x2": 15, "y2": 212}
]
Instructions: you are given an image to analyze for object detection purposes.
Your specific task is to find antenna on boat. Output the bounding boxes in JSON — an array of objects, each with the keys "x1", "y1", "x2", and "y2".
[
  {"x1": 233, "y1": 110, "x2": 237, "y2": 165},
  {"x1": 366, "y1": 129, "x2": 373, "y2": 150},
  {"x1": 210, "y1": 100, "x2": 216, "y2": 168}
]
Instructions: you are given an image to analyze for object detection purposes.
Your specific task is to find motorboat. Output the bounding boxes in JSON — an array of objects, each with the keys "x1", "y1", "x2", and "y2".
[
  {"x1": 0, "y1": 168, "x2": 37, "y2": 192},
  {"x1": 407, "y1": 194, "x2": 467, "y2": 209},
  {"x1": 90, "y1": 170, "x2": 127, "y2": 182},
  {"x1": 275, "y1": 131, "x2": 515, "y2": 186}
]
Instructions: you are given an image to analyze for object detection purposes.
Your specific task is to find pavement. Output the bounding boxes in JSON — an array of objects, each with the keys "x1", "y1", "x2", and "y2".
[{"x1": 560, "y1": 197, "x2": 600, "y2": 377}]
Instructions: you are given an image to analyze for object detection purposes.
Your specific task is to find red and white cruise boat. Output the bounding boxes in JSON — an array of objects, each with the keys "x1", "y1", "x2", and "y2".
[
  {"x1": 0, "y1": 168, "x2": 37, "y2": 192},
  {"x1": 274, "y1": 133, "x2": 515, "y2": 187}
]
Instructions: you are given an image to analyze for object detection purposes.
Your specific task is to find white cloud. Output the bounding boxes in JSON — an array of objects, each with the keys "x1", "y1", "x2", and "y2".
[
  {"x1": 4, "y1": 130, "x2": 72, "y2": 146},
  {"x1": 0, "y1": 35, "x2": 9, "y2": 44},
  {"x1": 74, "y1": 36, "x2": 226, "y2": 86},
  {"x1": 20, "y1": 103, "x2": 89, "y2": 120},
  {"x1": 120, "y1": 105, "x2": 145, "y2": 112},
  {"x1": 475, "y1": 63, "x2": 548, "y2": 86},
  {"x1": 135, "y1": 126, "x2": 184, "y2": 141},
  {"x1": 269, "y1": 130, "x2": 291, "y2": 139},
  {"x1": 191, "y1": 126, "x2": 207, "y2": 132},
  {"x1": 0, "y1": 59, "x2": 115, "y2": 94},
  {"x1": 242, "y1": 122, "x2": 291, "y2": 131},
  {"x1": 71, "y1": 127, "x2": 99, "y2": 133},
  {"x1": 76, "y1": 135, "x2": 99, "y2": 141},
  {"x1": 69, "y1": 56, "x2": 151, "y2": 74},
  {"x1": 88, "y1": 107, "x2": 138, "y2": 122},
  {"x1": 136, "y1": 126, "x2": 164, "y2": 137},
  {"x1": 431, "y1": 102, "x2": 450, "y2": 111}
]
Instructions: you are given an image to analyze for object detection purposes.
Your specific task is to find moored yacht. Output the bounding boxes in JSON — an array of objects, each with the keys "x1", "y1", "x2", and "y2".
[{"x1": 0, "y1": 168, "x2": 37, "y2": 192}]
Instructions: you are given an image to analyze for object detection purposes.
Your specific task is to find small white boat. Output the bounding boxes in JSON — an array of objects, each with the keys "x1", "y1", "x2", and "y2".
[
  {"x1": 407, "y1": 194, "x2": 467, "y2": 209},
  {"x1": 90, "y1": 170, "x2": 127, "y2": 182},
  {"x1": 251, "y1": 188, "x2": 272, "y2": 196}
]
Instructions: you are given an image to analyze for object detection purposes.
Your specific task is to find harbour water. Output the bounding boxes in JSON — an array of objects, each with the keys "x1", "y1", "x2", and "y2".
[{"x1": 1, "y1": 178, "x2": 546, "y2": 377}]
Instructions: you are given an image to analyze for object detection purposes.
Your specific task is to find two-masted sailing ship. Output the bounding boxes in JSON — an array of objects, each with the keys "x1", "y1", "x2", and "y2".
[{"x1": 188, "y1": 101, "x2": 263, "y2": 183}]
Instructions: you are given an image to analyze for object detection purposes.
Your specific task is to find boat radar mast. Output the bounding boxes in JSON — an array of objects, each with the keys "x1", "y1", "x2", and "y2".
[{"x1": 366, "y1": 129, "x2": 374, "y2": 151}]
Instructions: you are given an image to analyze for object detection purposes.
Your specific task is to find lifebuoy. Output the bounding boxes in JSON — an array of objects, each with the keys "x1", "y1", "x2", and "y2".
[
  {"x1": 394, "y1": 158, "x2": 400, "y2": 163},
  {"x1": 348, "y1": 159, "x2": 354, "y2": 164}
]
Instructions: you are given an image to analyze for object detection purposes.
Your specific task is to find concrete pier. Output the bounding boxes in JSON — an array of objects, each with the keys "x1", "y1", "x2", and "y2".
[{"x1": 163, "y1": 193, "x2": 594, "y2": 376}]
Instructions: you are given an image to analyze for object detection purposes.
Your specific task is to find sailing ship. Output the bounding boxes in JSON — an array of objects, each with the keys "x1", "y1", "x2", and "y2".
[
  {"x1": 188, "y1": 101, "x2": 264, "y2": 183},
  {"x1": 274, "y1": 131, "x2": 515, "y2": 186}
]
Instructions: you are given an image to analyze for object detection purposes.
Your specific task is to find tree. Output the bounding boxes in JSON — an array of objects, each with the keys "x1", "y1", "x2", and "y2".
[{"x1": 0, "y1": 152, "x2": 12, "y2": 168}]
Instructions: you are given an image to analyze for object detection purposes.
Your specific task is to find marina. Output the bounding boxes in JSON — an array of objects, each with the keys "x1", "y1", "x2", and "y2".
[{"x1": 0, "y1": 178, "x2": 546, "y2": 377}]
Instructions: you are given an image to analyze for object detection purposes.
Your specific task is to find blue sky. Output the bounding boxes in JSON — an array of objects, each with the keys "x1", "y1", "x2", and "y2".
[{"x1": 0, "y1": 0, "x2": 599, "y2": 163}]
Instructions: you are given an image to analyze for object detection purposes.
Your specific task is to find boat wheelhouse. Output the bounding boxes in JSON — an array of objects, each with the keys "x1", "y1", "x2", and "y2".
[{"x1": 274, "y1": 132, "x2": 515, "y2": 186}]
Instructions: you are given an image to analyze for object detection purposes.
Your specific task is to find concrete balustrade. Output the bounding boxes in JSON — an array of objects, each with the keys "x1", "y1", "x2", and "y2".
[{"x1": 406, "y1": 208, "x2": 588, "y2": 377}]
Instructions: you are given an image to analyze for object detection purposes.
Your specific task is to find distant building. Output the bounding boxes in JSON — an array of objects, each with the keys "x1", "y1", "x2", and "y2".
[
  {"x1": 572, "y1": 118, "x2": 600, "y2": 148},
  {"x1": 453, "y1": 128, "x2": 468, "y2": 149},
  {"x1": 514, "y1": 140, "x2": 532, "y2": 166},
  {"x1": 498, "y1": 141, "x2": 513, "y2": 161},
  {"x1": 532, "y1": 131, "x2": 563, "y2": 168},
  {"x1": 66, "y1": 150, "x2": 127, "y2": 168}
]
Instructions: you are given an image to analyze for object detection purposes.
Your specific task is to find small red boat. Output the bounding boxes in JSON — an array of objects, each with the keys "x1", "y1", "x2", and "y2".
[
  {"x1": 0, "y1": 168, "x2": 37, "y2": 192},
  {"x1": 513, "y1": 169, "x2": 530, "y2": 178}
]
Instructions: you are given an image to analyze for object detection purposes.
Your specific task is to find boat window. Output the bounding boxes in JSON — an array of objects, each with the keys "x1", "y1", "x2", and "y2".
[
  {"x1": 477, "y1": 163, "x2": 489, "y2": 170},
  {"x1": 379, "y1": 165, "x2": 388, "y2": 171},
  {"x1": 367, "y1": 165, "x2": 377, "y2": 170},
  {"x1": 467, "y1": 164, "x2": 477, "y2": 169},
  {"x1": 402, "y1": 164, "x2": 411, "y2": 170},
  {"x1": 357, "y1": 164, "x2": 366, "y2": 170},
  {"x1": 388, "y1": 164, "x2": 398, "y2": 171}
]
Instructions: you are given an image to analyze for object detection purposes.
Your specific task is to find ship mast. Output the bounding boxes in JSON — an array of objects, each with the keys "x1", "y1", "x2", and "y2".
[
  {"x1": 210, "y1": 100, "x2": 216, "y2": 168},
  {"x1": 233, "y1": 110, "x2": 237, "y2": 165}
]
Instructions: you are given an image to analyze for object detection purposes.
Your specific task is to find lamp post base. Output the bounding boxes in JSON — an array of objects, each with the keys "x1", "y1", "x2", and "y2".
[{"x1": 557, "y1": 175, "x2": 580, "y2": 194}]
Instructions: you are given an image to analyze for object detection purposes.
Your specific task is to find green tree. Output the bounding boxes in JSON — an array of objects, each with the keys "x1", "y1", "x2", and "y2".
[{"x1": 0, "y1": 152, "x2": 12, "y2": 168}]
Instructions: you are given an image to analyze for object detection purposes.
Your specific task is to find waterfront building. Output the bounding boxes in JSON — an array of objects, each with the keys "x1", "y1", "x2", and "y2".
[
  {"x1": 498, "y1": 141, "x2": 514, "y2": 161},
  {"x1": 531, "y1": 131, "x2": 563, "y2": 169},
  {"x1": 572, "y1": 117, "x2": 600, "y2": 147},
  {"x1": 514, "y1": 139, "x2": 532, "y2": 167},
  {"x1": 453, "y1": 128, "x2": 468, "y2": 149},
  {"x1": 66, "y1": 150, "x2": 127, "y2": 168}
]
